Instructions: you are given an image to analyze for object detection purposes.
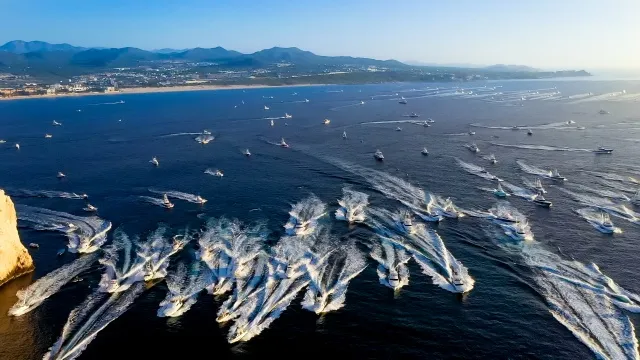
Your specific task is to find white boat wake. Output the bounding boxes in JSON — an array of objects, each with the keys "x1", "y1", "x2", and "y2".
[
  {"x1": 139, "y1": 195, "x2": 170, "y2": 207},
  {"x1": 455, "y1": 158, "x2": 503, "y2": 181},
  {"x1": 8, "y1": 254, "x2": 99, "y2": 316},
  {"x1": 569, "y1": 183, "x2": 630, "y2": 201},
  {"x1": 554, "y1": 187, "x2": 640, "y2": 224},
  {"x1": 583, "y1": 171, "x2": 639, "y2": 185},
  {"x1": 575, "y1": 208, "x2": 623, "y2": 234},
  {"x1": 16, "y1": 204, "x2": 112, "y2": 253},
  {"x1": 501, "y1": 182, "x2": 538, "y2": 200},
  {"x1": 284, "y1": 195, "x2": 326, "y2": 236},
  {"x1": 492, "y1": 143, "x2": 591, "y2": 152},
  {"x1": 369, "y1": 238, "x2": 411, "y2": 291},
  {"x1": 149, "y1": 189, "x2": 206, "y2": 203},
  {"x1": 157, "y1": 262, "x2": 209, "y2": 317},
  {"x1": 335, "y1": 187, "x2": 368, "y2": 224},
  {"x1": 10, "y1": 189, "x2": 88, "y2": 200},
  {"x1": 516, "y1": 160, "x2": 554, "y2": 178}
]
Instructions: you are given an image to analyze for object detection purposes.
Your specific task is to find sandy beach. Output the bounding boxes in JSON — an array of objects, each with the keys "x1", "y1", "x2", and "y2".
[{"x1": 0, "y1": 83, "x2": 325, "y2": 101}]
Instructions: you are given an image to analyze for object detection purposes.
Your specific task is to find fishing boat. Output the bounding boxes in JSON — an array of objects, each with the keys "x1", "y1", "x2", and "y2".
[
  {"x1": 374, "y1": 149, "x2": 384, "y2": 161},
  {"x1": 150, "y1": 157, "x2": 159, "y2": 166},
  {"x1": 342, "y1": 131, "x2": 347, "y2": 139},
  {"x1": 399, "y1": 97, "x2": 408, "y2": 104},
  {"x1": 421, "y1": 147, "x2": 429, "y2": 155},
  {"x1": 279, "y1": 138, "x2": 289, "y2": 148},
  {"x1": 44, "y1": 134, "x2": 53, "y2": 138},
  {"x1": 243, "y1": 149, "x2": 251, "y2": 157},
  {"x1": 593, "y1": 146, "x2": 613, "y2": 154},
  {"x1": 323, "y1": 119, "x2": 331, "y2": 125},
  {"x1": 162, "y1": 194, "x2": 174, "y2": 209}
]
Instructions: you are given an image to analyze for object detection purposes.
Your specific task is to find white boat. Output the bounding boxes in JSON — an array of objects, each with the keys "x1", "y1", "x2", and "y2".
[
  {"x1": 587, "y1": 212, "x2": 617, "y2": 234},
  {"x1": 323, "y1": 119, "x2": 331, "y2": 125},
  {"x1": 504, "y1": 220, "x2": 532, "y2": 241},
  {"x1": 494, "y1": 183, "x2": 508, "y2": 198},
  {"x1": 466, "y1": 143, "x2": 479, "y2": 153},
  {"x1": 409, "y1": 113, "x2": 419, "y2": 118},
  {"x1": 270, "y1": 119, "x2": 275, "y2": 126},
  {"x1": 304, "y1": 99, "x2": 309, "y2": 103},
  {"x1": 422, "y1": 121, "x2": 430, "y2": 127},
  {"x1": 374, "y1": 149, "x2": 384, "y2": 161},
  {"x1": 213, "y1": 170, "x2": 224, "y2": 177},
  {"x1": 360, "y1": 101, "x2": 365, "y2": 105},
  {"x1": 285, "y1": 113, "x2": 292, "y2": 119},
  {"x1": 549, "y1": 169, "x2": 566, "y2": 181},
  {"x1": 599, "y1": 109, "x2": 609, "y2": 115},
  {"x1": 395, "y1": 127, "x2": 402, "y2": 131},
  {"x1": 279, "y1": 138, "x2": 289, "y2": 148},
  {"x1": 593, "y1": 146, "x2": 613, "y2": 154},
  {"x1": 490, "y1": 209, "x2": 517, "y2": 223},
  {"x1": 15, "y1": 143, "x2": 20, "y2": 150},
  {"x1": 426, "y1": 118, "x2": 435, "y2": 123},
  {"x1": 468, "y1": 131, "x2": 476, "y2": 135},
  {"x1": 398, "y1": 210, "x2": 415, "y2": 234},
  {"x1": 203, "y1": 130, "x2": 212, "y2": 135},
  {"x1": 399, "y1": 97, "x2": 407, "y2": 104},
  {"x1": 52, "y1": 120, "x2": 62, "y2": 126},
  {"x1": 264, "y1": 105, "x2": 270, "y2": 110},
  {"x1": 533, "y1": 178, "x2": 546, "y2": 194},
  {"x1": 532, "y1": 194, "x2": 552, "y2": 208},
  {"x1": 292, "y1": 92, "x2": 298, "y2": 96},
  {"x1": 44, "y1": 134, "x2": 53, "y2": 138},
  {"x1": 194, "y1": 195, "x2": 207, "y2": 204},
  {"x1": 342, "y1": 131, "x2": 347, "y2": 139},
  {"x1": 162, "y1": 194, "x2": 174, "y2": 209},
  {"x1": 83, "y1": 204, "x2": 98, "y2": 212},
  {"x1": 450, "y1": 269, "x2": 468, "y2": 293},
  {"x1": 527, "y1": 129, "x2": 533, "y2": 136},
  {"x1": 150, "y1": 157, "x2": 159, "y2": 166},
  {"x1": 243, "y1": 149, "x2": 251, "y2": 157},
  {"x1": 421, "y1": 147, "x2": 429, "y2": 155},
  {"x1": 0, "y1": 140, "x2": 5, "y2": 144},
  {"x1": 487, "y1": 154, "x2": 497, "y2": 164},
  {"x1": 57, "y1": 172, "x2": 66, "y2": 178}
]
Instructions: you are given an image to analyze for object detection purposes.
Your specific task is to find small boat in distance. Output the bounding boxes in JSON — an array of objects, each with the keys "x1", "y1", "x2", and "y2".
[
  {"x1": 421, "y1": 147, "x2": 429, "y2": 155},
  {"x1": 421, "y1": 121, "x2": 430, "y2": 127},
  {"x1": 593, "y1": 146, "x2": 613, "y2": 154},
  {"x1": 243, "y1": 149, "x2": 251, "y2": 157},
  {"x1": 409, "y1": 113, "x2": 419, "y2": 118},
  {"x1": 395, "y1": 127, "x2": 402, "y2": 131},
  {"x1": 360, "y1": 101, "x2": 365, "y2": 105},
  {"x1": 599, "y1": 109, "x2": 609, "y2": 115},
  {"x1": 527, "y1": 129, "x2": 533, "y2": 136},
  {"x1": 195, "y1": 195, "x2": 207, "y2": 204},
  {"x1": 15, "y1": 143, "x2": 20, "y2": 150},
  {"x1": 83, "y1": 204, "x2": 98, "y2": 212},
  {"x1": 270, "y1": 119, "x2": 275, "y2": 126},
  {"x1": 342, "y1": 131, "x2": 347, "y2": 139},
  {"x1": 494, "y1": 183, "x2": 508, "y2": 198},
  {"x1": 264, "y1": 105, "x2": 270, "y2": 110},
  {"x1": 532, "y1": 194, "x2": 552, "y2": 208},
  {"x1": 323, "y1": 119, "x2": 331, "y2": 125},
  {"x1": 278, "y1": 138, "x2": 289, "y2": 148},
  {"x1": 0, "y1": 140, "x2": 5, "y2": 144},
  {"x1": 45, "y1": 134, "x2": 52, "y2": 138},
  {"x1": 549, "y1": 169, "x2": 567, "y2": 181},
  {"x1": 285, "y1": 113, "x2": 292, "y2": 119},
  {"x1": 57, "y1": 172, "x2": 66, "y2": 178},
  {"x1": 466, "y1": 143, "x2": 479, "y2": 153},
  {"x1": 488, "y1": 154, "x2": 497, "y2": 164},
  {"x1": 304, "y1": 99, "x2": 309, "y2": 103},
  {"x1": 374, "y1": 149, "x2": 384, "y2": 161},
  {"x1": 162, "y1": 194, "x2": 174, "y2": 209},
  {"x1": 468, "y1": 131, "x2": 476, "y2": 135},
  {"x1": 52, "y1": 120, "x2": 62, "y2": 126},
  {"x1": 203, "y1": 130, "x2": 212, "y2": 135},
  {"x1": 399, "y1": 97, "x2": 408, "y2": 104},
  {"x1": 150, "y1": 157, "x2": 159, "y2": 166}
]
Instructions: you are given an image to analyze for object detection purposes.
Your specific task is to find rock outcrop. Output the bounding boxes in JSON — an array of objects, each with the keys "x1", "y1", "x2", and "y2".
[{"x1": 0, "y1": 189, "x2": 34, "y2": 286}]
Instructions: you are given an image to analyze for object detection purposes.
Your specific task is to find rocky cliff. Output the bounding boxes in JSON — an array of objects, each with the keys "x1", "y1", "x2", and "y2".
[{"x1": 0, "y1": 189, "x2": 34, "y2": 286}]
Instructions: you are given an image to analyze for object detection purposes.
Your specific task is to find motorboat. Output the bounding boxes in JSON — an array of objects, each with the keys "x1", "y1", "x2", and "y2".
[
  {"x1": 15, "y1": 143, "x2": 20, "y2": 150},
  {"x1": 588, "y1": 212, "x2": 617, "y2": 234},
  {"x1": 45, "y1": 134, "x2": 53, "y2": 138},
  {"x1": 52, "y1": 120, "x2": 62, "y2": 126},
  {"x1": 532, "y1": 194, "x2": 552, "y2": 208},
  {"x1": 243, "y1": 149, "x2": 251, "y2": 157},
  {"x1": 264, "y1": 105, "x2": 270, "y2": 110},
  {"x1": 387, "y1": 268, "x2": 401, "y2": 290},
  {"x1": 323, "y1": 119, "x2": 331, "y2": 125},
  {"x1": 504, "y1": 221, "x2": 532, "y2": 241},
  {"x1": 490, "y1": 209, "x2": 517, "y2": 223},
  {"x1": 285, "y1": 113, "x2": 292, "y2": 119},
  {"x1": 468, "y1": 131, "x2": 476, "y2": 135},
  {"x1": 487, "y1": 154, "x2": 497, "y2": 164},
  {"x1": 0, "y1": 140, "x2": 5, "y2": 144},
  {"x1": 567, "y1": 120, "x2": 576, "y2": 124},
  {"x1": 426, "y1": 118, "x2": 435, "y2": 123},
  {"x1": 421, "y1": 147, "x2": 429, "y2": 155},
  {"x1": 150, "y1": 157, "x2": 159, "y2": 166},
  {"x1": 342, "y1": 131, "x2": 347, "y2": 139},
  {"x1": 162, "y1": 194, "x2": 174, "y2": 209},
  {"x1": 549, "y1": 169, "x2": 566, "y2": 181},
  {"x1": 57, "y1": 172, "x2": 66, "y2": 178},
  {"x1": 304, "y1": 99, "x2": 310, "y2": 103},
  {"x1": 466, "y1": 143, "x2": 479, "y2": 153},
  {"x1": 374, "y1": 149, "x2": 384, "y2": 161},
  {"x1": 494, "y1": 183, "x2": 508, "y2": 198},
  {"x1": 599, "y1": 109, "x2": 609, "y2": 115},
  {"x1": 194, "y1": 195, "x2": 207, "y2": 204},
  {"x1": 451, "y1": 270, "x2": 467, "y2": 292},
  {"x1": 29, "y1": 243, "x2": 39, "y2": 249},
  {"x1": 203, "y1": 130, "x2": 212, "y2": 135},
  {"x1": 395, "y1": 127, "x2": 402, "y2": 131},
  {"x1": 278, "y1": 138, "x2": 289, "y2": 148},
  {"x1": 409, "y1": 113, "x2": 419, "y2": 118},
  {"x1": 360, "y1": 101, "x2": 365, "y2": 105},
  {"x1": 83, "y1": 204, "x2": 98, "y2": 212},
  {"x1": 270, "y1": 119, "x2": 275, "y2": 126},
  {"x1": 399, "y1": 97, "x2": 408, "y2": 104},
  {"x1": 533, "y1": 178, "x2": 547, "y2": 194},
  {"x1": 422, "y1": 121, "x2": 430, "y2": 127},
  {"x1": 212, "y1": 169, "x2": 224, "y2": 177},
  {"x1": 81, "y1": 193, "x2": 89, "y2": 199},
  {"x1": 593, "y1": 146, "x2": 613, "y2": 154},
  {"x1": 195, "y1": 134, "x2": 214, "y2": 144},
  {"x1": 527, "y1": 129, "x2": 533, "y2": 136}
]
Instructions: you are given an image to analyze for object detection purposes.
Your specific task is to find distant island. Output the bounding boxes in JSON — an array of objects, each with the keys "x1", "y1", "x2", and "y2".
[{"x1": 0, "y1": 40, "x2": 591, "y2": 99}]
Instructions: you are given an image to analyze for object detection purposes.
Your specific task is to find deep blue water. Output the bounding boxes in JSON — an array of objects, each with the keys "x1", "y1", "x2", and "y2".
[{"x1": 1, "y1": 80, "x2": 639, "y2": 359}]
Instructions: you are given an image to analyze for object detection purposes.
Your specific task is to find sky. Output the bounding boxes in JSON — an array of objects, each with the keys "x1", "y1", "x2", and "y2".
[{"x1": 1, "y1": 0, "x2": 638, "y2": 70}]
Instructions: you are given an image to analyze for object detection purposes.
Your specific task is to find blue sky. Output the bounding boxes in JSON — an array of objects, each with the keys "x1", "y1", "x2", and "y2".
[{"x1": 1, "y1": 0, "x2": 638, "y2": 69}]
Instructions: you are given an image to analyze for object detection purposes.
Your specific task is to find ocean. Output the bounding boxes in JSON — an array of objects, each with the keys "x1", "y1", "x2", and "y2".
[{"x1": 1, "y1": 80, "x2": 639, "y2": 359}]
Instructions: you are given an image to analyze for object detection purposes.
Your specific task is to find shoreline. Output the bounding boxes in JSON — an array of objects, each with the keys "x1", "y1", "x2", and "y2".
[{"x1": 0, "y1": 83, "x2": 327, "y2": 101}]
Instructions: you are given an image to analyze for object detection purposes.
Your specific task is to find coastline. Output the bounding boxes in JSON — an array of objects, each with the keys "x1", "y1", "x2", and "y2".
[{"x1": 0, "y1": 83, "x2": 326, "y2": 101}]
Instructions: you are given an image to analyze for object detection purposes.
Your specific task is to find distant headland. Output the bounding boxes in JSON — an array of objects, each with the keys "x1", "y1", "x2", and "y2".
[{"x1": 0, "y1": 40, "x2": 591, "y2": 99}]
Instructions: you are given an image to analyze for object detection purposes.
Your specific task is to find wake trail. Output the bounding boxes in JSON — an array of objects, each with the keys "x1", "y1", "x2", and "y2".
[{"x1": 335, "y1": 187, "x2": 369, "y2": 224}]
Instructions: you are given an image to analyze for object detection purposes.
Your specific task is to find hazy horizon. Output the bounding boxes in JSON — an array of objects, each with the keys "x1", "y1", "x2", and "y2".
[{"x1": 1, "y1": 0, "x2": 638, "y2": 70}]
